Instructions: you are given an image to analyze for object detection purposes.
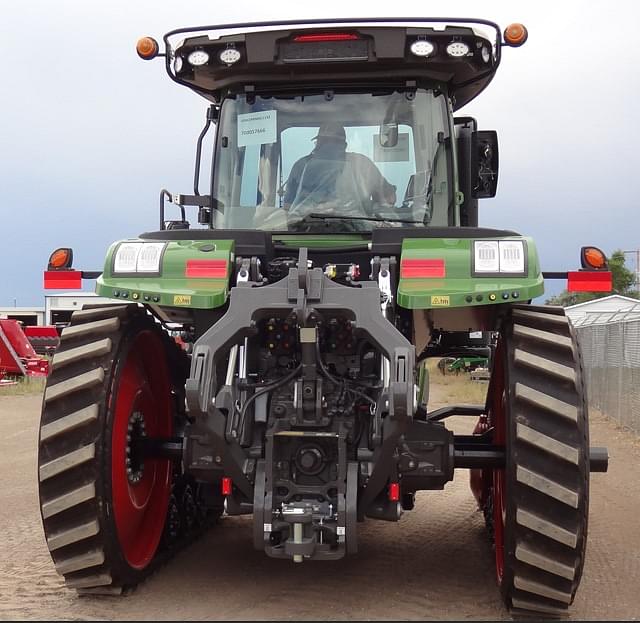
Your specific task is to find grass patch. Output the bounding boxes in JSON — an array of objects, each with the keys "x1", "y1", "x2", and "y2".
[
  {"x1": 0, "y1": 375, "x2": 46, "y2": 396},
  {"x1": 425, "y1": 358, "x2": 488, "y2": 406}
]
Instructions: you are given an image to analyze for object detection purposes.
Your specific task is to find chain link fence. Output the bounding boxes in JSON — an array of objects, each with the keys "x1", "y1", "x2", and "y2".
[{"x1": 576, "y1": 319, "x2": 640, "y2": 434}]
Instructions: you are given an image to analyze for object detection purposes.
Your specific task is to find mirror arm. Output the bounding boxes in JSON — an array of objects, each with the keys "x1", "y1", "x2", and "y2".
[{"x1": 193, "y1": 105, "x2": 217, "y2": 196}]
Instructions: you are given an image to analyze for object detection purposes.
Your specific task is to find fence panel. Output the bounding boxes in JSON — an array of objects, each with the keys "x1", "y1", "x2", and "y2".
[{"x1": 576, "y1": 319, "x2": 640, "y2": 434}]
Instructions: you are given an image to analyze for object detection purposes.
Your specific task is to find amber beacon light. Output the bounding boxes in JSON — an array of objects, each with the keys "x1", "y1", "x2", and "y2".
[
  {"x1": 136, "y1": 36, "x2": 160, "y2": 60},
  {"x1": 47, "y1": 247, "x2": 73, "y2": 270},
  {"x1": 581, "y1": 246, "x2": 608, "y2": 270},
  {"x1": 503, "y1": 23, "x2": 528, "y2": 47}
]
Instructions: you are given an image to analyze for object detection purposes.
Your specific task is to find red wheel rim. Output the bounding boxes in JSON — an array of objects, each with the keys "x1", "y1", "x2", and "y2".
[
  {"x1": 491, "y1": 339, "x2": 507, "y2": 585},
  {"x1": 111, "y1": 329, "x2": 172, "y2": 570}
]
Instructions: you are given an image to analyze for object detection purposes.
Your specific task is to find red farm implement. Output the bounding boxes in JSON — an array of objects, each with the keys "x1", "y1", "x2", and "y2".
[{"x1": 0, "y1": 319, "x2": 50, "y2": 380}]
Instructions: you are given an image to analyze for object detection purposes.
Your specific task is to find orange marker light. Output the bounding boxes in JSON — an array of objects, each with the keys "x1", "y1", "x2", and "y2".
[
  {"x1": 48, "y1": 248, "x2": 73, "y2": 270},
  {"x1": 136, "y1": 36, "x2": 159, "y2": 60},
  {"x1": 504, "y1": 23, "x2": 528, "y2": 47},
  {"x1": 581, "y1": 246, "x2": 608, "y2": 270}
]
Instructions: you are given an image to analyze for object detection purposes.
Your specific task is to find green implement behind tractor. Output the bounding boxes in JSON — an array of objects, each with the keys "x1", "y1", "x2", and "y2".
[{"x1": 39, "y1": 18, "x2": 611, "y2": 615}]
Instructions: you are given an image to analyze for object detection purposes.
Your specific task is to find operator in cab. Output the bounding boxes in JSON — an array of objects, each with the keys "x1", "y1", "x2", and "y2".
[
  {"x1": 284, "y1": 123, "x2": 396, "y2": 210},
  {"x1": 256, "y1": 123, "x2": 396, "y2": 230}
]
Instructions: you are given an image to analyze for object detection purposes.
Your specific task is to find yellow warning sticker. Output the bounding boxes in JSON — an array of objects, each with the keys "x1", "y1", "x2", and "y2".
[
  {"x1": 173, "y1": 295, "x2": 192, "y2": 305},
  {"x1": 431, "y1": 295, "x2": 450, "y2": 306}
]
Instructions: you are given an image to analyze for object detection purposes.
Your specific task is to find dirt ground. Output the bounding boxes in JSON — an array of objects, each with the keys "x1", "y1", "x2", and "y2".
[{"x1": 1, "y1": 389, "x2": 638, "y2": 621}]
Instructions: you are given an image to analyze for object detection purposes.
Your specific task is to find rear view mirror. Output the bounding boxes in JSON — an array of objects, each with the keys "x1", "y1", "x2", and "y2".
[
  {"x1": 379, "y1": 121, "x2": 398, "y2": 148},
  {"x1": 472, "y1": 130, "x2": 499, "y2": 198}
]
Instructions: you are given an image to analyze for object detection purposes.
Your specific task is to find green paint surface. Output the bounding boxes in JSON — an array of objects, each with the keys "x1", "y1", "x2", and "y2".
[
  {"x1": 96, "y1": 239, "x2": 234, "y2": 309},
  {"x1": 397, "y1": 236, "x2": 544, "y2": 309}
]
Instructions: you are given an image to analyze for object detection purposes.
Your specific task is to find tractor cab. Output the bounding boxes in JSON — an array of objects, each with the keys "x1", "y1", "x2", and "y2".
[{"x1": 138, "y1": 18, "x2": 522, "y2": 233}]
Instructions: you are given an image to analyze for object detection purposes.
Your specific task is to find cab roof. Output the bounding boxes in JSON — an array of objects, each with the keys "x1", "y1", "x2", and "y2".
[{"x1": 161, "y1": 18, "x2": 506, "y2": 110}]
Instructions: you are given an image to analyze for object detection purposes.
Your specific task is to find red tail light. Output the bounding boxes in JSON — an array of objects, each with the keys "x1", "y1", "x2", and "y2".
[
  {"x1": 221, "y1": 477, "x2": 232, "y2": 496},
  {"x1": 388, "y1": 482, "x2": 400, "y2": 502},
  {"x1": 185, "y1": 259, "x2": 228, "y2": 279},
  {"x1": 293, "y1": 33, "x2": 360, "y2": 42},
  {"x1": 400, "y1": 258, "x2": 446, "y2": 279},
  {"x1": 567, "y1": 270, "x2": 612, "y2": 292}
]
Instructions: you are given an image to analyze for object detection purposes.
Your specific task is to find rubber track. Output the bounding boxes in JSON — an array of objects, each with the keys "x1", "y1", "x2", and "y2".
[
  {"x1": 502, "y1": 304, "x2": 589, "y2": 616},
  {"x1": 37, "y1": 305, "x2": 214, "y2": 594}
]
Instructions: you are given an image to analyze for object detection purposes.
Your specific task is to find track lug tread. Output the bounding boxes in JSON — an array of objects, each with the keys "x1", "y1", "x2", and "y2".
[
  {"x1": 514, "y1": 383, "x2": 578, "y2": 422},
  {"x1": 65, "y1": 573, "x2": 114, "y2": 589},
  {"x1": 55, "y1": 549, "x2": 105, "y2": 575},
  {"x1": 516, "y1": 423, "x2": 579, "y2": 465},
  {"x1": 40, "y1": 404, "x2": 99, "y2": 442},
  {"x1": 513, "y1": 349, "x2": 576, "y2": 384},
  {"x1": 510, "y1": 596, "x2": 567, "y2": 616},
  {"x1": 61, "y1": 317, "x2": 120, "y2": 341},
  {"x1": 44, "y1": 368, "x2": 105, "y2": 403},
  {"x1": 41, "y1": 482, "x2": 96, "y2": 519},
  {"x1": 516, "y1": 509, "x2": 578, "y2": 548},
  {"x1": 39, "y1": 443, "x2": 96, "y2": 481},
  {"x1": 513, "y1": 575, "x2": 572, "y2": 604},
  {"x1": 47, "y1": 519, "x2": 100, "y2": 551},
  {"x1": 515, "y1": 543, "x2": 576, "y2": 580},
  {"x1": 69, "y1": 305, "x2": 132, "y2": 323},
  {"x1": 52, "y1": 338, "x2": 112, "y2": 369},
  {"x1": 513, "y1": 323, "x2": 574, "y2": 352},
  {"x1": 516, "y1": 466, "x2": 579, "y2": 508}
]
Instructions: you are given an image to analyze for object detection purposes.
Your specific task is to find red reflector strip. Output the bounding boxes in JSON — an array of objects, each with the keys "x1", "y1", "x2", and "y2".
[
  {"x1": 221, "y1": 477, "x2": 232, "y2": 496},
  {"x1": 185, "y1": 259, "x2": 228, "y2": 279},
  {"x1": 400, "y1": 258, "x2": 446, "y2": 279},
  {"x1": 43, "y1": 270, "x2": 82, "y2": 290},
  {"x1": 293, "y1": 33, "x2": 360, "y2": 42},
  {"x1": 388, "y1": 482, "x2": 400, "y2": 502},
  {"x1": 567, "y1": 270, "x2": 612, "y2": 292}
]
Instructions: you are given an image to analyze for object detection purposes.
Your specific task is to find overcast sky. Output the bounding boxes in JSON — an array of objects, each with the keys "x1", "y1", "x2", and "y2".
[{"x1": 1, "y1": 0, "x2": 639, "y2": 307}]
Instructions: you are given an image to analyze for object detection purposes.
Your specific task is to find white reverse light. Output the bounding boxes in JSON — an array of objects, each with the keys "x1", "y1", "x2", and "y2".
[
  {"x1": 474, "y1": 240, "x2": 526, "y2": 273},
  {"x1": 114, "y1": 243, "x2": 142, "y2": 273},
  {"x1": 114, "y1": 242, "x2": 166, "y2": 274},
  {"x1": 219, "y1": 48, "x2": 241, "y2": 65},
  {"x1": 499, "y1": 240, "x2": 525, "y2": 273},
  {"x1": 474, "y1": 241, "x2": 499, "y2": 273},
  {"x1": 446, "y1": 41, "x2": 470, "y2": 57},
  {"x1": 481, "y1": 46, "x2": 491, "y2": 63},
  {"x1": 137, "y1": 243, "x2": 166, "y2": 273},
  {"x1": 187, "y1": 50, "x2": 210, "y2": 66},
  {"x1": 174, "y1": 56, "x2": 183, "y2": 73},
  {"x1": 410, "y1": 40, "x2": 434, "y2": 58}
]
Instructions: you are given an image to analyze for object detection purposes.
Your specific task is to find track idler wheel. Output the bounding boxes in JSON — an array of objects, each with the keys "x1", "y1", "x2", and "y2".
[
  {"x1": 488, "y1": 305, "x2": 589, "y2": 616},
  {"x1": 37, "y1": 305, "x2": 191, "y2": 592}
]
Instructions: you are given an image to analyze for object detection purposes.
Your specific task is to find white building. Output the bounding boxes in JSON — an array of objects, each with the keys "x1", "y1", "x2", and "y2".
[
  {"x1": 0, "y1": 293, "x2": 115, "y2": 327},
  {"x1": 565, "y1": 294, "x2": 640, "y2": 327},
  {"x1": 0, "y1": 306, "x2": 45, "y2": 326}
]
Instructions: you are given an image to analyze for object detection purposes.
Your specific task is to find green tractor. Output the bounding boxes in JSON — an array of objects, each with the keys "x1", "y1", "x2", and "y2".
[{"x1": 38, "y1": 18, "x2": 611, "y2": 614}]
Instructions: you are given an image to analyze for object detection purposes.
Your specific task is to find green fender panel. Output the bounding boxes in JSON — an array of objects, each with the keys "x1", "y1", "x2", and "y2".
[
  {"x1": 96, "y1": 239, "x2": 234, "y2": 309},
  {"x1": 397, "y1": 236, "x2": 544, "y2": 309}
]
